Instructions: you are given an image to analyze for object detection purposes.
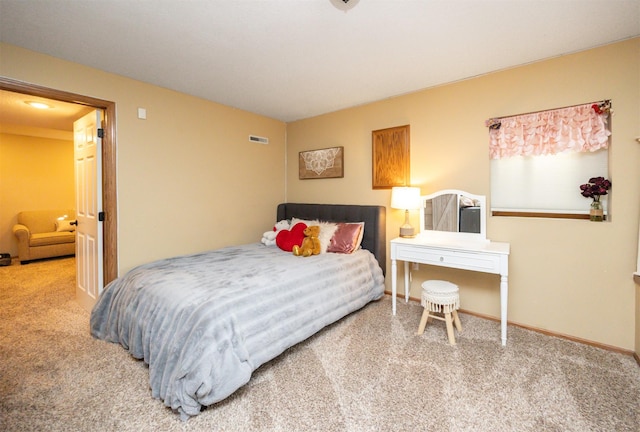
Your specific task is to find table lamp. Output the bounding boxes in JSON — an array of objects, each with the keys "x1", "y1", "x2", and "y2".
[{"x1": 391, "y1": 186, "x2": 421, "y2": 237}]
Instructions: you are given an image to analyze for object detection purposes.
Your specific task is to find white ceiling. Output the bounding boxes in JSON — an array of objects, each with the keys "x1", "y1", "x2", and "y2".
[{"x1": 0, "y1": 0, "x2": 638, "y2": 125}]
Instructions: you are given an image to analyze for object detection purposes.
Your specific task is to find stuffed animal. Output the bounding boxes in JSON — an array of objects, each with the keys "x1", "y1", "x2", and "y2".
[
  {"x1": 276, "y1": 223, "x2": 307, "y2": 252},
  {"x1": 292, "y1": 225, "x2": 321, "y2": 257},
  {"x1": 261, "y1": 219, "x2": 291, "y2": 246}
]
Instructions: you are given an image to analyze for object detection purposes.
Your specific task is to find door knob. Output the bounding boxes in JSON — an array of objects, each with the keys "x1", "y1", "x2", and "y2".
[{"x1": 69, "y1": 220, "x2": 78, "y2": 226}]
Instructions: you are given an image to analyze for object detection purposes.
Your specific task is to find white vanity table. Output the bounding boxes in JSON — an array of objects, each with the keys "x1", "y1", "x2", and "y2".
[{"x1": 390, "y1": 190, "x2": 511, "y2": 345}]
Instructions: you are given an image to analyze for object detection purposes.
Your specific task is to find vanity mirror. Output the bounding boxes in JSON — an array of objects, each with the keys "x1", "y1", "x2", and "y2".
[{"x1": 419, "y1": 189, "x2": 488, "y2": 243}]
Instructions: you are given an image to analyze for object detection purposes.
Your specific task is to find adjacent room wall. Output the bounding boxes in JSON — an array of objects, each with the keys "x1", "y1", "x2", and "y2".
[
  {"x1": 0, "y1": 129, "x2": 74, "y2": 257},
  {"x1": 0, "y1": 43, "x2": 287, "y2": 275},
  {"x1": 286, "y1": 38, "x2": 640, "y2": 351}
]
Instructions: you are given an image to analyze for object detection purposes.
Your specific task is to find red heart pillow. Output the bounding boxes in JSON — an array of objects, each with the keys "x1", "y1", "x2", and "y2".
[{"x1": 276, "y1": 223, "x2": 307, "y2": 252}]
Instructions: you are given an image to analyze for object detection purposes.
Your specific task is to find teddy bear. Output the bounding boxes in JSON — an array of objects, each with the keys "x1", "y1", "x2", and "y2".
[
  {"x1": 292, "y1": 225, "x2": 321, "y2": 257},
  {"x1": 261, "y1": 219, "x2": 291, "y2": 246}
]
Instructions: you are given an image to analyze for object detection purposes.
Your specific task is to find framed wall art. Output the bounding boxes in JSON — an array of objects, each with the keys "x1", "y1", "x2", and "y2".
[
  {"x1": 372, "y1": 125, "x2": 410, "y2": 189},
  {"x1": 299, "y1": 146, "x2": 344, "y2": 180}
]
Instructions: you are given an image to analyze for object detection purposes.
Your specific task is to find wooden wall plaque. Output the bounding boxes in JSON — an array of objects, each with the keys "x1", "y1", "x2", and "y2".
[
  {"x1": 372, "y1": 125, "x2": 410, "y2": 189},
  {"x1": 299, "y1": 146, "x2": 344, "y2": 180}
]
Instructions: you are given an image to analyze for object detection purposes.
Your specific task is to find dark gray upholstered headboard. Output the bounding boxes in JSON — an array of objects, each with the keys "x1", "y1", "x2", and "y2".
[{"x1": 277, "y1": 203, "x2": 386, "y2": 275}]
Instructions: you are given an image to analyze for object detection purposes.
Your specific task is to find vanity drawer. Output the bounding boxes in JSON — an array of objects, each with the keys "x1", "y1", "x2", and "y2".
[{"x1": 395, "y1": 245, "x2": 502, "y2": 274}]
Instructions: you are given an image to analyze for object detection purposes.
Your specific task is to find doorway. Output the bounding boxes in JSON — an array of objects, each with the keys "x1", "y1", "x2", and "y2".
[{"x1": 0, "y1": 77, "x2": 118, "y2": 286}]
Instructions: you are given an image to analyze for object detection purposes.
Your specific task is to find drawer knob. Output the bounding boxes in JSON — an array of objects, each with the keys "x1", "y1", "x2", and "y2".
[{"x1": 439, "y1": 256, "x2": 444, "y2": 262}]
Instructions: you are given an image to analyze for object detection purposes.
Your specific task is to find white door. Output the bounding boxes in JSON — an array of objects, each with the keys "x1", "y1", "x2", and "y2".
[{"x1": 73, "y1": 110, "x2": 104, "y2": 313}]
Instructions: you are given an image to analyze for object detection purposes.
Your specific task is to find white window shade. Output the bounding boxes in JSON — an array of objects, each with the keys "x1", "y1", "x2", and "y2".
[{"x1": 490, "y1": 149, "x2": 609, "y2": 214}]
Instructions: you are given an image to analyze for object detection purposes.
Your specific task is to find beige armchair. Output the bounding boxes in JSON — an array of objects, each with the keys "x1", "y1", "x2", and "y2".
[{"x1": 12, "y1": 209, "x2": 76, "y2": 264}]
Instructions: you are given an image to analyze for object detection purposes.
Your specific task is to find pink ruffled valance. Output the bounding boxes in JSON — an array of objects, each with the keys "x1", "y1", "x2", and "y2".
[{"x1": 488, "y1": 102, "x2": 611, "y2": 159}]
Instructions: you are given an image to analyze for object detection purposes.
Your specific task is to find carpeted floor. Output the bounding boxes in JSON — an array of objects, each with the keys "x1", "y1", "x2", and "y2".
[{"x1": 1, "y1": 256, "x2": 639, "y2": 431}]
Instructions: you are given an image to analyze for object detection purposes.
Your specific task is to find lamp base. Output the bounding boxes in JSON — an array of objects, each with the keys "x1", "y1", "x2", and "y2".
[{"x1": 399, "y1": 225, "x2": 415, "y2": 238}]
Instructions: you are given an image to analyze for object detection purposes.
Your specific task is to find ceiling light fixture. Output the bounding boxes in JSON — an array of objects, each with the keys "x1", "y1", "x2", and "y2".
[
  {"x1": 25, "y1": 101, "x2": 52, "y2": 110},
  {"x1": 329, "y1": 0, "x2": 359, "y2": 12}
]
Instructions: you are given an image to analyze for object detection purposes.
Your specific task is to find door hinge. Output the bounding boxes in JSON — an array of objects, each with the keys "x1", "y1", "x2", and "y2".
[
  {"x1": 97, "y1": 128, "x2": 104, "y2": 138},
  {"x1": 98, "y1": 212, "x2": 105, "y2": 222}
]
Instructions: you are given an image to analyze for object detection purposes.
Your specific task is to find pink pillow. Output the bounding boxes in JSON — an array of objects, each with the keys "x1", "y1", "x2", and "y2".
[{"x1": 327, "y1": 222, "x2": 364, "y2": 254}]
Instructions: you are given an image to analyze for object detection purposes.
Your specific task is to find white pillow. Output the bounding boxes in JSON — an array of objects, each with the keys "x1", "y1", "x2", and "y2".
[
  {"x1": 291, "y1": 217, "x2": 338, "y2": 253},
  {"x1": 55, "y1": 219, "x2": 75, "y2": 232}
]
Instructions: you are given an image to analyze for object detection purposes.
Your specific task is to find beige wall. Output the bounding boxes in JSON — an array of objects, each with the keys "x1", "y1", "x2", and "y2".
[
  {"x1": 0, "y1": 130, "x2": 74, "y2": 257},
  {"x1": 0, "y1": 43, "x2": 287, "y2": 274},
  {"x1": 1, "y1": 39, "x2": 638, "y2": 353},
  {"x1": 637, "y1": 280, "x2": 640, "y2": 359},
  {"x1": 287, "y1": 38, "x2": 640, "y2": 351}
]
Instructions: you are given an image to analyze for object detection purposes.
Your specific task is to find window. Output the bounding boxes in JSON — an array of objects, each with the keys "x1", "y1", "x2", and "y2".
[{"x1": 488, "y1": 101, "x2": 611, "y2": 219}]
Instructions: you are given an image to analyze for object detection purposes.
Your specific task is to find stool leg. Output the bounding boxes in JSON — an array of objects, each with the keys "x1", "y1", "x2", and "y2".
[
  {"x1": 417, "y1": 309, "x2": 430, "y2": 335},
  {"x1": 452, "y1": 310, "x2": 462, "y2": 332},
  {"x1": 445, "y1": 312, "x2": 456, "y2": 345}
]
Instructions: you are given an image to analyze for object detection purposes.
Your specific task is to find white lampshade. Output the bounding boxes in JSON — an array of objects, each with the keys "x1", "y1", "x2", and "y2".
[
  {"x1": 390, "y1": 187, "x2": 421, "y2": 210},
  {"x1": 391, "y1": 187, "x2": 421, "y2": 238}
]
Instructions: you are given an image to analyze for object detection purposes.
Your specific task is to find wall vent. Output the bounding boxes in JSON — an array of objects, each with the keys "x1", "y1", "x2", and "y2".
[{"x1": 249, "y1": 135, "x2": 269, "y2": 144}]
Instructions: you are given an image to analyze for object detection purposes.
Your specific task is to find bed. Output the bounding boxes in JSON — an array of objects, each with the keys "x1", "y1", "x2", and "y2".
[{"x1": 90, "y1": 203, "x2": 386, "y2": 419}]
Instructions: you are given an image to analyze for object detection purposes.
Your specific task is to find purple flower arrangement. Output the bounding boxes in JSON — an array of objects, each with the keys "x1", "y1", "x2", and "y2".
[{"x1": 580, "y1": 176, "x2": 612, "y2": 202}]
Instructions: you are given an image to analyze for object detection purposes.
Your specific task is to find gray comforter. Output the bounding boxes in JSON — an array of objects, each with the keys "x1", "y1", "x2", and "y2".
[{"x1": 90, "y1": 243, "x2": 384, "y2": 419}]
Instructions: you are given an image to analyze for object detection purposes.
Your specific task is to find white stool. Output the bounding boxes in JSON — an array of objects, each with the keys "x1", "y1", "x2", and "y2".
[{"x1": 417, "y1": 280, "x2": 462, "y2": 345}]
